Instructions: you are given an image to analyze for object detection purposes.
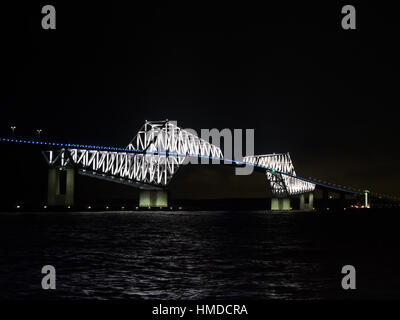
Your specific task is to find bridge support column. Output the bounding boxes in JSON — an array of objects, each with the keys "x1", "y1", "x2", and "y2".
[
  {"x1": 271, "y1": 198, "x2": 291, "y2": 211},
  {"x1": 364, "y1": 190, "x2": 370, "y2": 208},
  {"x1": 139, "y1": 190, "x2": 168, "y2": 208},
  {"x1": 47, "y1": 167, "x2": 75, "y2": 206},
  {"x1": 300, "y1": 192, "x2": 314, "y2": 211}
]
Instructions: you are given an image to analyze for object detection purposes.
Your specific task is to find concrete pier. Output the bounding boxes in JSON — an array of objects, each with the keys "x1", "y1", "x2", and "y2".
[
  {"x1": 139, "y1": 190, "x2": 168, "y2": 207},
  {"x1": 47, "y1": 167, "x2": 75, "y2": 206},
  {"x1": 271, "y1": 198, "x2": 291, "y2": 211},
  {"x1": 364, "y1": 190, "x2": 370, "y2": 208},
  {"x1": 299, "y1": 192, "x2": 314, "y2": 211}
]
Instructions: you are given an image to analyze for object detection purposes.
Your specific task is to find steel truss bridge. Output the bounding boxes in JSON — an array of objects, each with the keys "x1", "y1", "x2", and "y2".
[
  {"x1": 1, "y1": 119, "x2": 375, "y2": 200},
  {"x1": 40, "y1": 120, "x2": 317, "y2": 197}
]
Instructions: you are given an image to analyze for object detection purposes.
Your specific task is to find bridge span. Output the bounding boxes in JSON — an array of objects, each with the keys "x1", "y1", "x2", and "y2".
[{"x1": 1, "y1": 120, "x2": 375, "y2": 211}]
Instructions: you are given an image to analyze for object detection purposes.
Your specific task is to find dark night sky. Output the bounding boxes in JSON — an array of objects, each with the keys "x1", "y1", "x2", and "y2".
[{"x1": 1, "y1": 2, "x2": 399, "y2": 195}]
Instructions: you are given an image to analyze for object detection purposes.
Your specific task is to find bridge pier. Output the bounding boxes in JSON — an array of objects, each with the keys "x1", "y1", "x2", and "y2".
[
  {"x1": 47, "y1": 167, "x2": 75, "y2": 206},
  {"x1": 271, "y1": 198, "x2": 291, "y2": 211},
  {"x1": 299, "y1": 192, "x2": 314, "y2": 211},
  {"x1": 364, "y1": 190, "x2": 370, "y2": 208},
  {"x1": 139, "y1": 190, "x2": 168, "y2": 208}
]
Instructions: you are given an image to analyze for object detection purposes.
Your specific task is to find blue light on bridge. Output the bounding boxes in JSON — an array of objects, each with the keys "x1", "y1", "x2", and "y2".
[{"x1": 0, "y1": 135, "x2": 363, "y2": 196}]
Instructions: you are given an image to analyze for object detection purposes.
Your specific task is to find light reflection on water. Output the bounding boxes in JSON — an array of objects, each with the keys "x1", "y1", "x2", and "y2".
[{"x1": 0, "y1": 210, "x2": 399, "y2": 299}]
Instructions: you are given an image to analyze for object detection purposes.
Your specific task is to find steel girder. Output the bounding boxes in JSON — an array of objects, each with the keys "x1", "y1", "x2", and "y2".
[
  {"x1": 243, "y1": 153, "x2": 315, "y2": 197},
  {"x1": 43, "y1": 120, "x2": 223, "y2": 188}
]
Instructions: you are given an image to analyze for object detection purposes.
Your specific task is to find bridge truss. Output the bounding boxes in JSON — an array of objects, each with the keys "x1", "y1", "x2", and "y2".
[
  {"x1": 41, "y1": 120, "x2": 315, "y2": 195},
  {"x1": 42, "y1": 120, "x2": 223, "y2": 189},
  {"x1": 243, "y1": 153, "x2": 315, "y2": 197}
]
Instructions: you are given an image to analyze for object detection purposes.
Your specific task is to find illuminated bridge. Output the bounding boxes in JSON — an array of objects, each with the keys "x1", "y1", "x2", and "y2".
[{"x1": 0, "y1": 120, "x2": 372, "y2": 211}]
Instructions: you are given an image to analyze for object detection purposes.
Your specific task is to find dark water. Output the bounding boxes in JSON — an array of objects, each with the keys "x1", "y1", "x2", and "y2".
[{"x1": 0, "y1": 210, "x2": 399, "y2": 300}]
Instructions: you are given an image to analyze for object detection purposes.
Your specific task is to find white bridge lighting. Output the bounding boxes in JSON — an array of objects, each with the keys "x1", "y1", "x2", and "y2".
[
  {"x1": 1, "y1": 123, "x2": 361, "y2": 197},
  {"x1": 42, "y1": 120, "x2": 223, "y2": 190},
  {"x1": 244, "y1": 153, "x2": 315, "y2": 196},
  {"x1": 40, "y1": 120, "x2": 316, "y2": 196}
]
